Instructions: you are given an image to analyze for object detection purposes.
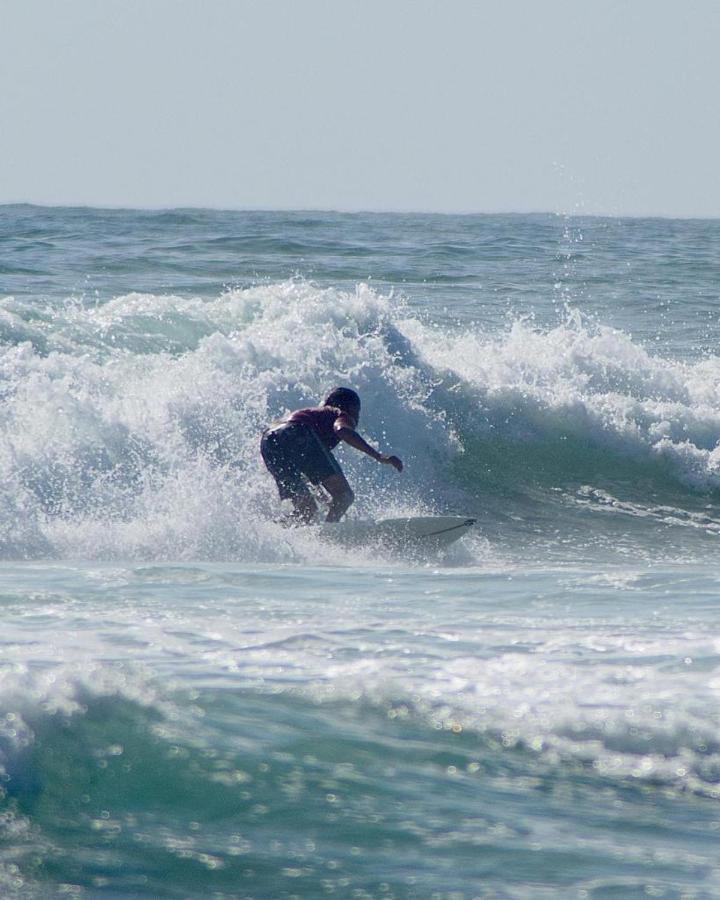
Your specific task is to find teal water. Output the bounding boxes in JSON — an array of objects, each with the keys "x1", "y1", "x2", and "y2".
[{"x1": 2, "y1": 206, "x2": 720, "y2": 897}]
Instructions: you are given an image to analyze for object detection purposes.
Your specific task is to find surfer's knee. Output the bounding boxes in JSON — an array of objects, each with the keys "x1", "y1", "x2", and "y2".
[
  {"x1": 323, "y1": 474, "x2": 352, "y2": 503},
  {"x1": 328, "y1": 477, "x2": 353, "y2": 506},
  {"x1": 338, "y1": 485, "x2": 354, "y2": 511},
  {"x1": 330, "y1": 485, "x2": 353, "y2": 515},
  {"x1": 325, "y1": 480, "x2": 354, "y2": 522}
]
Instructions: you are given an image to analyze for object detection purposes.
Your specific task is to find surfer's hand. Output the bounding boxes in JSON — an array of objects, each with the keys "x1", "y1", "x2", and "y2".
[{"x1": 380, "y1": 454, "x2": 403, "y2": 472}]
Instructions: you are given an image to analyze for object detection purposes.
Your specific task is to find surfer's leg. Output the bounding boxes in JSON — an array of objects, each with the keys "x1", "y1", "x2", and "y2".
[
  {"x1": 298, "y1": 427, "x2": 350, "y2": 521},
  {"x1": 261, "y1": 426, "x2": 317, "y2": 521},
  {"x1": 321, "y1": 473, "x2": 354, "y2": 522}
]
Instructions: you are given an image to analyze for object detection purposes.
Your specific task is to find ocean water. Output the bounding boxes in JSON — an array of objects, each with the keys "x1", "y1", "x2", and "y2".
[{"x1": 1, "y1": 205, "x2": 720, "y2": 898}]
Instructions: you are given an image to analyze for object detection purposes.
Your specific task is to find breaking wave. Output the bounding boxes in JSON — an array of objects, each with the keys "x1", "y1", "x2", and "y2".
[{"x1": 3, "y1": 280, "x2": 720, "y2": 560}]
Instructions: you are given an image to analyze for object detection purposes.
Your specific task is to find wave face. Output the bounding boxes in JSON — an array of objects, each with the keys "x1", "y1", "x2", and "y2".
[{"x1": 3, "y1": 256, "x2": 720, "y2": 561}]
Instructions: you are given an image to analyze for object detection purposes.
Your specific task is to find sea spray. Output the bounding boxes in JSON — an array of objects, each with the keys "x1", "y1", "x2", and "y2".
[
  {"x1": 4, "y1": 276, "x2": 720, "y2": 560},
  {"x1": 1, "y1": 281, "x2": 456, "y2": 559}
]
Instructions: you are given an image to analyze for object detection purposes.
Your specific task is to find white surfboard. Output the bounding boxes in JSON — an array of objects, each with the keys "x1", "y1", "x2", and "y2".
[{"x1": 317, "y1": 515, "x2": 476, "y2": 553}]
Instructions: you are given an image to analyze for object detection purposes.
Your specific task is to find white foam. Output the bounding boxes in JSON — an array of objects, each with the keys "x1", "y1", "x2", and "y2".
[
  {"x1": 0, "y1": 282, "x2": 455, "y2": 560},
  {"x1": 4, "y1": 281, "x2": 720, "y2": 559}
]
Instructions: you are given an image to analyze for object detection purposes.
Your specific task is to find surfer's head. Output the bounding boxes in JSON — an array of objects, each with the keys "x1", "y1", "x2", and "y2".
[{"x1": 324, "y1": 387, "x2": 361, "y2": 422}]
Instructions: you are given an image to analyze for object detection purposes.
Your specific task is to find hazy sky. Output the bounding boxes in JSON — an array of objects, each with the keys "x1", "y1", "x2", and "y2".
[{"x1": 2, "y1": 0, "x2": 719, "y2": 216}]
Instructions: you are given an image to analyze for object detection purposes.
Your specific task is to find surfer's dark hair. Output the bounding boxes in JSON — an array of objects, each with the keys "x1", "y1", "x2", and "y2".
[{"x1": 324, "y1": 387, "x2": 360, "y2": 411}]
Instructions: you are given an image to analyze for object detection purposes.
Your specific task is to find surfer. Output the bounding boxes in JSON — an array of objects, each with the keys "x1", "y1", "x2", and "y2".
[{"x1": 260, "y1": 387, "x2": 403, "y2": 523}]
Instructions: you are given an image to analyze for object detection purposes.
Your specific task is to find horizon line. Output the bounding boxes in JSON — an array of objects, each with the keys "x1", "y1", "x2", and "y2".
[{"x1": 2, "y1": 200, "x2": 719, "y2": 223}]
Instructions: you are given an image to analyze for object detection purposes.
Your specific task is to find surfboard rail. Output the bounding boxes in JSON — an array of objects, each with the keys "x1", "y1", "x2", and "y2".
[{"x1": 317, "y1": 515, "x2": 476, "y2": 552}]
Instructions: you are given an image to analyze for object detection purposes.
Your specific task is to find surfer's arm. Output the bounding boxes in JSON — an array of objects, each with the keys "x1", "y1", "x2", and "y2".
[{"x1": 333, "y1": 417, "x2": 403, "y2": 472}]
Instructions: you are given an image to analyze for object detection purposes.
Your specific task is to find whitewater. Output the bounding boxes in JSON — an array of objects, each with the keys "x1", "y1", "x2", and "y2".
[{"x1": 1, "y1": 205, "x2": 720, "y2": 897}]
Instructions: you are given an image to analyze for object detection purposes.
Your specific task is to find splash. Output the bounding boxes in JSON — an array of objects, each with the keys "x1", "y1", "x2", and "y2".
[
  {"x1": 0, "y1": 282, "x2": 454, "y2": 560},
  {"x1": 3, "y1": 280, "x2": 720, "y2": 559}
]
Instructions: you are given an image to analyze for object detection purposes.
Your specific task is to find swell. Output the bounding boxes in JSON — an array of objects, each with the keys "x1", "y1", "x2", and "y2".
[{"x1": 2, "y1": 681, "x2": 718, "y2": 896}]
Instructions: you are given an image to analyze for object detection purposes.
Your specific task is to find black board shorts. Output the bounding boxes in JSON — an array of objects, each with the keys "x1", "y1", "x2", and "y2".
[{"x1": 260, "y1": 422, "x2": 342, "y2": 500}]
